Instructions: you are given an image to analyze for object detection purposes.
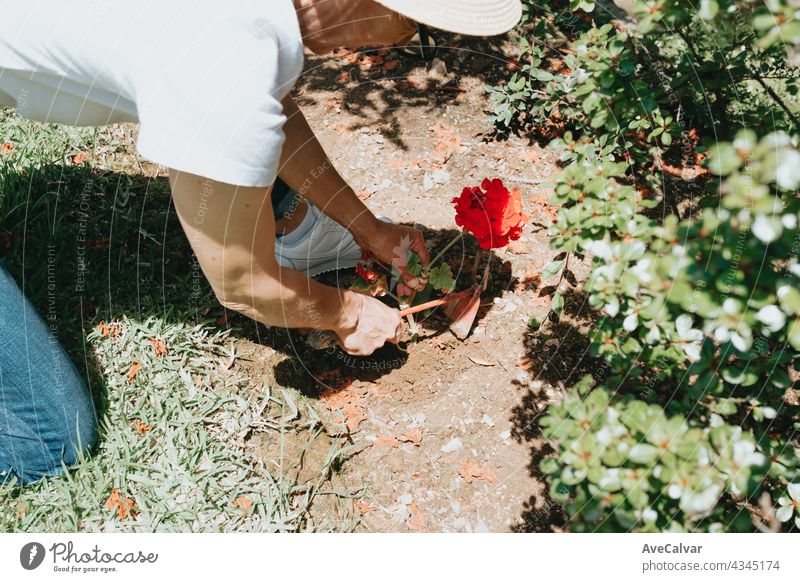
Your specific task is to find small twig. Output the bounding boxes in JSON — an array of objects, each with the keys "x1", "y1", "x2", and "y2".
[
  {"x1": 471, "y1": 248, "x2": 484, "y2": 283},
  {"x1": 502, "y1": 175, "x2": 548, "y2": 186},
  {"x1": 751, "y1": 73, "x2": 800, "y2": 131},
  {"x1": 405, "y1": 313, "x2": 418, "y2": 335},
  {"x1": 480, "y1": 257, "x2": 492, "y2": 292}
]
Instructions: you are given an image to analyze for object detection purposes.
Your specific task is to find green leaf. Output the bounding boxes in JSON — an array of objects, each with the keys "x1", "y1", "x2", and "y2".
[
  {"x1": 406, "y1": 252, "x2": 422, "y2": 276},
  {"x1": 789, "y1": 319, "x2": 800, "y2": 350},
  {"x1": 550, "y1": 479, "x2": 571, "y2": 501},
  {"x1": 552, "y1": 292, "x2": 565, "y2": 315},
  {"x1": 699, "y1": 0, "x2": 719, "y2": 20},
  {"x1": 540, "y1": 457, "x2": 560, "y2": 474},
  {"x1": 779, "y1": 286, "x2": 800, "y2": 316},
  {"x1": 629, "y1": 444, "x2": 659, "y2": 464},
  {"x1": 428, "y1": 264, "x2": 455, "y2": 292},
  {"x1": 715, "y1": 398, "x2": 738, "y2": 416},
  {"x1": 707, "y1": 143, "x2": 741, "y2": 175},
  {"x1": 541, "y1": 259, "x2": 566, "y2": 281}
]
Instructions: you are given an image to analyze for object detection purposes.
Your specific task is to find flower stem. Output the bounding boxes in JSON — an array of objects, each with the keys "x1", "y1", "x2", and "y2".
[
  {"x1": 405, "y1": 313, "x2": 418, "y2": 335},
  {"x1": 479, "y1": 256, "x2": 492, "y2": 291},
  {"x1": 384, "y1": 288, "x2": 402, "y2": 303},
  {"x1": 471, "y1": 248, "x2": 484, "y2": 283},
  {"x1": 429, "y1": 230, "x2": 464, "y2": 267}
]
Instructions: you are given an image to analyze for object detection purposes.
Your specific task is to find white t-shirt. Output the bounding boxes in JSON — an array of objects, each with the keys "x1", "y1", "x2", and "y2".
[{"x1": 0, "y1": 0, "x2": 304, "y2": 187}]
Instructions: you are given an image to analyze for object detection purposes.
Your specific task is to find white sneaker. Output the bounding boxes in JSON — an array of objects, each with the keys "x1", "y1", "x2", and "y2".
[{"x1": 274, "y1": 202, "x2": 363, "y2": 276}]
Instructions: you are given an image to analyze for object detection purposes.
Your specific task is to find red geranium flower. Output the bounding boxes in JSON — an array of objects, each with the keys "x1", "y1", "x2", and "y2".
[{"x1": 451, "y1": 178, "x2": 527, "y2": 250}]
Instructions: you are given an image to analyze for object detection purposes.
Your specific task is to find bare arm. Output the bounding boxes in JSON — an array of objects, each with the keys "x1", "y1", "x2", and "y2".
[
  {"x1": 279, "y1": 95, "x2": 430, "y2": 284},
  {"x1": 169, "y1": 170, "x2": 404, "y2": 355},
  {"x1": 278, "y1": 95, "x2": 378, "y2": 242}
]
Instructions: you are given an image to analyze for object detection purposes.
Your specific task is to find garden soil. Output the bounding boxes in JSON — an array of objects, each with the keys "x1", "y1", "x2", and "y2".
[{"x1": 231, "y1": 41, "x2": 596, "y2": 532}]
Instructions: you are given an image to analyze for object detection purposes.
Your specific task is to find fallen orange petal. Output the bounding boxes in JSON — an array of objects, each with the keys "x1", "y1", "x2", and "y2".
[
  {"x1": 398, "y1": 429, "x2": 423, "y2": 446},
  {"x1": 127, "y1": 362, "x2": 141, "y2": 383},
  {"x1": 459, "y1": 459, "x2": 498, "y2": 484},
  {"x1": 149, "y1": 338, "x2": 168, "y2": 357},
  {"x1": 372, "y1": 434, "x2": 399, "y2": 450},
  {"x1": 233, "y1": 496, "x2": 253, "y2": 517}
]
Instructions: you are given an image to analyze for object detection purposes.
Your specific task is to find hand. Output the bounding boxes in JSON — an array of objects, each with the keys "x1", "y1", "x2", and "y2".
[
  {"x1": 356, "y1": 219, "x2": 431, "y2": 292},
  {"x1": 334, "y1": 292, "x2": 405, "y2": 356}
]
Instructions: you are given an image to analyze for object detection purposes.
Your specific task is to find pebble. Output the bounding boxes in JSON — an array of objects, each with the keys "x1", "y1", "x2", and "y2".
[
  {"x1": 482, "y1": 414, "x2": 496, "y2": 427},
  {"x1": 440, "y1": 437, "x2": 463, "y2": 453},
  {"x1": 423, "y1": 169, "x2": 450, "y2": 191},
  {"x1": 386, "y1": 503, "x2": 411, "y2": 522}
]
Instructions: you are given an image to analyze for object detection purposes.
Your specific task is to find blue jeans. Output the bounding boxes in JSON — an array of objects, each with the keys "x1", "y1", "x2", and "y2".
[
  {"x1": 271, "y1": 176, "x2": 302, "y2": 221},
  {"x1": 0, "y1": 263, "x2": 98, "y2": 486}
]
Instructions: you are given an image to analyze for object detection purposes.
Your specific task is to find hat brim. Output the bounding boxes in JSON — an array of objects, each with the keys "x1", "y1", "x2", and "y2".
[{"x1": 373, "y1": 0, "x2": 522, "y2": 36}]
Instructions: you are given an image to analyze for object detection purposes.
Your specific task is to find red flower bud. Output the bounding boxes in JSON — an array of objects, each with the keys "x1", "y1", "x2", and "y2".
[{"x1": 355, "y1": 262, "x2": 380, "y2": 284}]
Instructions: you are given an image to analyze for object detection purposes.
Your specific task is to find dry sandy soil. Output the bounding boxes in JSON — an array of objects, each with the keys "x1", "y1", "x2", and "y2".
[{"x1": 229, "y1": 39, "x2": 595, "y2": 532}]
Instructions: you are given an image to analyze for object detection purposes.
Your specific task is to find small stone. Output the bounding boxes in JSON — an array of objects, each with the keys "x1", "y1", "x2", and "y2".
[
  {"x1": 441, "y1": 437, "x2": 463, "y2": 453},
  {"x1": 387, "y1": 504, "x2": 411, "y2": 522},
  {"x1": 482, "y1": 414, "x2": 496, "y2": 427},
  {"x1": 397, "y1": 493, "x2": 413, "y2": 505},
  {"x1": 431, "y1": 169, "x2": 450, "y2": 185}
]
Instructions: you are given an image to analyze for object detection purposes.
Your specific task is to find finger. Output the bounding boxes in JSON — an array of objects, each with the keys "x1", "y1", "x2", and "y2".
[
  {"x1": 411, "y1": 231, "x2": 431, "y2": 265},
  {"x1": 395, "y1": 263, "x2": 421, "y2": 291},
  {"x1": 342, "y1": 344, "x2": 369, "y2": 357},
  {"x1": 389, "y1": 319, "x2": 405, "y2": 343}
]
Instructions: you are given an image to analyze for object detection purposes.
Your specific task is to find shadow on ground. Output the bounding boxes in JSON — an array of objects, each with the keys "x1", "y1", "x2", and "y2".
[
  {"x1": 240, "y1": 225, "x2": 519, "y2": 398},
  {"x1": 509, "y1": 287, "x2": 599, "y2": 532},
  {"x1": 2, "y1": 161, "x2": 519, "y2": 411},
  {"x1": 294, "y1": 34, "x2": 517, "y2": 150},
  {"x1": 1, "y1": 163, "x2": 197, "y2": 425}
]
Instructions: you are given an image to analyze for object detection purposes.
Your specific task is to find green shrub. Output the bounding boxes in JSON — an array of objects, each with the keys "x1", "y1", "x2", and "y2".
[
  {"x1": 493, "y1": 0, "x2": 800, "y2": 531},
  {"x1": 541, "y1": 378, "x2": 779, "y2": 531}
]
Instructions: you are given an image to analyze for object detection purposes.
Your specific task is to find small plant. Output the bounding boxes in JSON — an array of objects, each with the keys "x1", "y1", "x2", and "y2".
[{"x1": 351, "y1": 178, "x2": 527, "y2": 322}]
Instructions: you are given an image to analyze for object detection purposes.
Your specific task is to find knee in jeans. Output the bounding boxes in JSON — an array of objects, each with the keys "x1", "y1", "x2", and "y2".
[
  {"x1": 26, "y1": 419, "x2": 97, "y2": 484},
  {"x1": 60, "y1": 413, "x2": 98, "y2": 465}
]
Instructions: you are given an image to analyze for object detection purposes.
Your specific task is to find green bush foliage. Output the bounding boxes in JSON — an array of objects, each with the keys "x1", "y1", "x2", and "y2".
[{"x1": 491, "y1": 0, "x2": 800, "y2": 531}]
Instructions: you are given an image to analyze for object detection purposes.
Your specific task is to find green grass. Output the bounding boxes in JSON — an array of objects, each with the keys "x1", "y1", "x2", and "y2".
[{"x1": 0, "y1": 110, "x2": 353, "y2": 532}]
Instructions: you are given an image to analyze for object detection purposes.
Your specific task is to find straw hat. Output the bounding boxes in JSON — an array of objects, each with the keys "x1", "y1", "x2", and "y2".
[{"x1": 373, "y1": 0, "x2": 522, "y2": 36}]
